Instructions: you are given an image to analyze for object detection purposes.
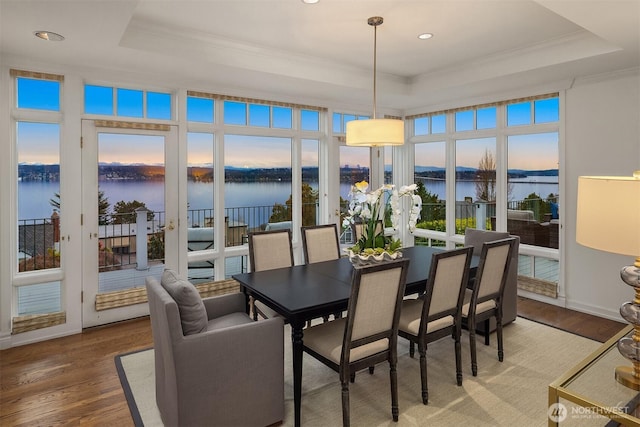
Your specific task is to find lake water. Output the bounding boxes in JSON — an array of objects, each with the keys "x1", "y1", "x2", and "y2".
[{"x1": 19, "y1": 176, "x2": 558, "y2": 225}]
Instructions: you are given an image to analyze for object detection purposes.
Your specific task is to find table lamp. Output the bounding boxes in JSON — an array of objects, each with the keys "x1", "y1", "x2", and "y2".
[{"x1": 576, "y1": 172, "x2": 640, "y2": 389}]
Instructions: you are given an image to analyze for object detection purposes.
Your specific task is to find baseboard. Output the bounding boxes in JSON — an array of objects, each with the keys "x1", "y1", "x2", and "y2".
[{"x1": 0, "y1": 332, "x2": 12, "y2": 350}]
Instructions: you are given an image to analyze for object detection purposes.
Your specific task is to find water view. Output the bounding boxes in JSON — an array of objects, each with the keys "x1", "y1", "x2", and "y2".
[{"x1": 19, "y1": 176, "x2": 559, "y2": 223}]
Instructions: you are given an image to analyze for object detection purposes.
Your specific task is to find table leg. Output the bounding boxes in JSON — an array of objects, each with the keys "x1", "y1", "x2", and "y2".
[{"x1": 291, "y1": 320, "x2": 304, "y2": 427}]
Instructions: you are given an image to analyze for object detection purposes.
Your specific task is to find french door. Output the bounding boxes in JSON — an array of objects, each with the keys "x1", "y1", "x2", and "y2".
[{"x1": 81, "y1": 120, "x2": 179, "y2": 327}]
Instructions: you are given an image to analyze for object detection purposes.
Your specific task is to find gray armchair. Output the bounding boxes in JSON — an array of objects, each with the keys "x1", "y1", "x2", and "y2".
[
  {"x1": 146, "y1": 271, "x2": 284, "y2": 427},
  {"x1": 464, "y1": 228, "x2": 520, "y2": 333}
]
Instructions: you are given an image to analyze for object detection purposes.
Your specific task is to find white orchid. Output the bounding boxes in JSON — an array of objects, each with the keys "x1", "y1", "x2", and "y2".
[{"x1": 343, "y1": 181, "x2": 422, "y2": 254}]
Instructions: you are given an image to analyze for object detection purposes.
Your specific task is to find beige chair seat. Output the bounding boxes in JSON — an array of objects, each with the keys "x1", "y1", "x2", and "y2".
[
  {"x1": 460, "y1": 289, "x2": 497, "y2": 317},
  {"x1": 398, "y1": 299, "x2": 454, "y2": 336},
  {"x1": 304, "y1": 318, "x2": 389, "y2": 364}
]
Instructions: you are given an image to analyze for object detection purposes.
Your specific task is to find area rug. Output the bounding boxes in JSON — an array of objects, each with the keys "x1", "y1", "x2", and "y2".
[{"x1": 115, "y1": 317, "x2": 602, "y2": 426}]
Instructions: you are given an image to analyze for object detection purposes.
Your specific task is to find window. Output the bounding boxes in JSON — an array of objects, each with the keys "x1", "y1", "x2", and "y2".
[
  {"x1": 507, "y1": 102, "x2": 531, "y2": 126},
  {"x1": 507, "y1": 132, "x2": 559, "y2": 249},
  {"x1": 147, "y1": 92, "x2": 172, "y2": 120},
  {"x1": 455, "y1": 110, "x2": 474, "y2": 132},
  {"x1": 414, "y1": 141, "x2": 446, "y2": 242},
  {"x1": 187, "y1": 132, "x2": 215, "y2": 282},
  {"x1": 224, "y1": 100, "x2": 297, "y2": 129},
  {"x1": 409, "y1": 94, "x2": 560, "y2": 297},
  {"x1": 301, "y1": 110, "x2": 319, "y2": 131},
  {"x1": 17, "y1": 122, "x2": 61, "y2": 272},
  {"x1": 13, "y1": 70, "x2": 65, "y2": 325},
  {"x1": 17, "y1": 78, "x2": 60, "y2": 111},
  {"x1": 272, "y1": 106, "x2": 292, "y2": 129},
  {"x1": 383, "y1": 146, "x2": 393, "y2": 185},
  {"x1": 302, "y1": 139, "x2": 320, "y2": 226},
  {"x1": 84, "y1": 84, "x2": 173, "y2": 120},
  {"x1": 332, "y1": 112, "x2": 370, "y2": 133},
  {"x1": 225, "y1": 134, "x2": 292, "y2": 253},
  {"x1": 456, "y1": 137, "x2": 497, "y2": 231},
  {"x1": 85, "y1": 85, "x2": 114, "y2": 115},
  {"x1": 187, "y1": 96, "x2": 214, "y2": 123},
  {"x1": 339, "y1": 146, "x2": 370, "y2": 243}
]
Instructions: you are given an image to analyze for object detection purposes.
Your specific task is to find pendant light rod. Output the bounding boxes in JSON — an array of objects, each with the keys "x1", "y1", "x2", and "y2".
[
  {"x1": 368, "y1": 16, "x2": 383, "y2": 120},
  {"x1": 346, "y1": 16, "x2": 404, "y2": 147}
]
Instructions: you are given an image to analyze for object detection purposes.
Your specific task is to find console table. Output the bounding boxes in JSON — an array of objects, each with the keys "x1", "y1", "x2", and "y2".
[{"x1": 548, "y1": 325, "x2": 640, "y2": 426}]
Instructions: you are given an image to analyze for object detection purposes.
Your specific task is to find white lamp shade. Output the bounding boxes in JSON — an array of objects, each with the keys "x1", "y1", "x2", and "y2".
[
  {"x1": 576, "y1": 175, "x2": 640, "y2": 257},
  {"x1": 346, "y1": 118, "x2": 404, "y2": 146}
]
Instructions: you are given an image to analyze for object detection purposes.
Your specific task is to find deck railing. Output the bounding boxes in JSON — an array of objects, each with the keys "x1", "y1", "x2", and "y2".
[{"x1": 18, "y1": 197, "x2": 557, "y2": 272}]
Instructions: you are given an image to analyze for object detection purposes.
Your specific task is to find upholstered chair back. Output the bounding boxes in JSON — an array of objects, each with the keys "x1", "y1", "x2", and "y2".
[
  {"x1": 426, "y1": 247, "x2": 473, "y2": 318},
  {"x1": 248, "y1": 229, "x2": 294, "y2": 272},
  {"x1": 301, "y1": 224, "x2": 341, "y2": 264}
]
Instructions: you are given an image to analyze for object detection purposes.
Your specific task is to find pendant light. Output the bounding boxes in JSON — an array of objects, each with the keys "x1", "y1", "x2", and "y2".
[{"x1": 346, "y1": 16, "x2": 404, "y2": 147}]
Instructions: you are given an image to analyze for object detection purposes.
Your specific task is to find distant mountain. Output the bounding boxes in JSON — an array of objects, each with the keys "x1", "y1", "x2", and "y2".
[
  {"x1": 414, "y1": 166, "x2": 445, "y2": 173},
  {"x1": 507, "y1": 169, "x2": 558, "y2": 176}
]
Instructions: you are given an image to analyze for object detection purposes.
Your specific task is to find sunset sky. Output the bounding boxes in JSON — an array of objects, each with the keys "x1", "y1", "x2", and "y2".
[{"x1": 17, "y1": 79, "x2": 559, "y2": 171}]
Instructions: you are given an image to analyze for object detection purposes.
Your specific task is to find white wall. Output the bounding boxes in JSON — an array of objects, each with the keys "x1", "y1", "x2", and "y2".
[{"x1": 563, "y1": 69, "x2": 640, "y2": 320}]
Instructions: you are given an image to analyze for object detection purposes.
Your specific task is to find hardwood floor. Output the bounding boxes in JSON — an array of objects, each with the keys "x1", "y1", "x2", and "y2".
[
  {"x1": 0, "y1": 297, "x2": 626, "y2": 426},
  {"x1": 517, "y1": 296, "x2": 625, "y2": 342}
]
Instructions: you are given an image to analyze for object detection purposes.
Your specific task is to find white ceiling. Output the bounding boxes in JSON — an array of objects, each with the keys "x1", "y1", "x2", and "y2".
[{"x1": 1, "y1": 0, "x2": 639, "y2": 113}]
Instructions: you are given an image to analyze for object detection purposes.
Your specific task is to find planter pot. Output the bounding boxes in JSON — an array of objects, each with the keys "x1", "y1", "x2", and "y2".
[{"x1": 345, "y1": 249, "x2": 402, "y2": 266}]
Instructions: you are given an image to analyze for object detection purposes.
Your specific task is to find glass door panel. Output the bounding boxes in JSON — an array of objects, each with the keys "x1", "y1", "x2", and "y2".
[{"x1": 82, "y1": 121, "x2": 178, "y2": 327}]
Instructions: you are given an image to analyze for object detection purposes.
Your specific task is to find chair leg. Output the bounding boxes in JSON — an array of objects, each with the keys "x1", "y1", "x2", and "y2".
[
  {"x1": 497, "y1": 316, "x2": 504, "y2": 362},
  {"x1": 455, "y1": 326, "x2": 463, "y2": 386},
  {"x1": 469, "y1": 321, "x2": 478, "y2": 376},
  {"x1": 341, "y1": 380, "x2": 350, "y2": 427},
  {"x1": 350, "y1": 372, "x2": 355, "y2": 383},
  {"x1": 419, "y1": 347, "x2": 428, "y2": 405},
  {"x1": 409, "y1": 341, "x2": 415, "y2": 358},
  {"x1": 484, "y1": 319, "x2": 490, "y2": 345},
  {"x1": 390, "y1": 362, "x2": 399, "y2": 422},
  {"x1": 369, "y1": 366, "x2": 375, "y2": 375}
]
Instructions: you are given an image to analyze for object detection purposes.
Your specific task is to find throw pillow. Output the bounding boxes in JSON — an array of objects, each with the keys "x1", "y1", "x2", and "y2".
[{"x1": 161, "y1": 269, "x2": 208, "y2": 335}]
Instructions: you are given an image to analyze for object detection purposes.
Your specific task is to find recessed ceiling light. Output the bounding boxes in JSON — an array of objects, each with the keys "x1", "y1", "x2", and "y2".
[
  {"x1": 302, "y1": 0, "x2": 319, "y2": 3},
  {"x1": 34, "y1": 31, "x2": 65, "y2": 42},
  {"x1": 418, "y1": 33, "x2": 433, "y2": 40}
]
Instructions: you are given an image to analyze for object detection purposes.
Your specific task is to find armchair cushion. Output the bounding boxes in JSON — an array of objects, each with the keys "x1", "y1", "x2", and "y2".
[{"x1": 161, "y1": 269, "x2": 207, "y2": 335}]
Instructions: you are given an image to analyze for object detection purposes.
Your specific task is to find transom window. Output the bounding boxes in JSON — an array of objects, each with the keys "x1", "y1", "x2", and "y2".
[{"x1": 84, "y1": 84, "x2": 172, "y2": 120}]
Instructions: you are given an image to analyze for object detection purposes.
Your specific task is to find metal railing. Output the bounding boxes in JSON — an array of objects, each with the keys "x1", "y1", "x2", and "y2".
[{"x1": 18, "y1": 197, "x2": 558, "y2": 272}]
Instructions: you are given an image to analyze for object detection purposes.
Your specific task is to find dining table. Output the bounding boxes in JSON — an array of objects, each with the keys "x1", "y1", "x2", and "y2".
[{"x1": 232, "y1": 245, "x2": 479, "y2": 427}]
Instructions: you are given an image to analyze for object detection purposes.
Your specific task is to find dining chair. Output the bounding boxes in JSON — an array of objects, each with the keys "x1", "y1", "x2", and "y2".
[
  {"x1": 302, "y1": 259, "x2": 410, "y2": 427},
  {"x1": 247, "y1": 229, "x2": 294, "y2": 320},
  {"x1": 463, "y1": 228, "x2": 520, "y2": 333},
  {"x1": 397, "y1": 246, "x2": 473, "y2": 405},
  {"x1": 301, "y1": 223, "x2": 343, "y2": 322},
  {"x1": 301, "y1": 224, "x2": 341, "y2": 264},
  {"x1": 461, "y1": 237, "x2": 516, "y2": 376}
]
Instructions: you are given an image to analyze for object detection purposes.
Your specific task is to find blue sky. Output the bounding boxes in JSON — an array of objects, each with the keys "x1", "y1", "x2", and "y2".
[{"x1": 17, "y1": 78, "x2": 559, "y2": 170}]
